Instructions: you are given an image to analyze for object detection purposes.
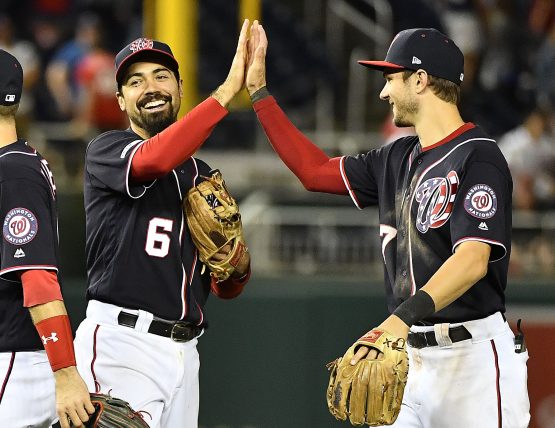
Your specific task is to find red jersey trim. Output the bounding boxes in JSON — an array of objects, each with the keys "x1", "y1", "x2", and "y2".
[
  {"x1": 452, "y1": 237, "x2": 507, "y2": 262},
  {"x1": 490, "y1": 339, "x2": 502, "y2": 428},
  {"x1": 422, "y1": 123, "x2": 475, "y2": 152},
  {"x1": 0, "y1": 352, "x2": 15, "y2": 405}
]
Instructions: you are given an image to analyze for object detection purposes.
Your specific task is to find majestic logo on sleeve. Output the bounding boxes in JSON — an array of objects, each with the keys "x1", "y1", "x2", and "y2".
[
  {"x1": 464, "y1": 184, "x2": 497, "y2": 219},
  {"x1": 415, "y1": 171, "x2": 459, "y2": 233},
  {"x1": 3, "y1": 208, "x2": 38, "y2": 245}
]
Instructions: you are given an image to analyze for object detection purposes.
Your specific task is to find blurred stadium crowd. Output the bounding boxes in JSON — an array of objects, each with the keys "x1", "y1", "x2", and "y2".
[{"x1": 1, "y1": 0, "x2": 554, "y2": 279}]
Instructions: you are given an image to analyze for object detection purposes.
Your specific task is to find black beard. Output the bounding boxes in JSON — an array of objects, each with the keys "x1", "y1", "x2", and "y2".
[
  {"x1": 132, "y1": 94, "x2": 178, "y2": 137},
  {"x1": 137, "y1": 109, "x2": 177, "y2": 137}
]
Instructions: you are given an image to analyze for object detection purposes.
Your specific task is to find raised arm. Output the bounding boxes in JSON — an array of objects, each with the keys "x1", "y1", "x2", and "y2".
[
  {"x1": 130, "y1": 19, "x2": 251, "y2": 181},
  {"x1": 246, "y1": 21, "x2": 347, "y2": 195}
]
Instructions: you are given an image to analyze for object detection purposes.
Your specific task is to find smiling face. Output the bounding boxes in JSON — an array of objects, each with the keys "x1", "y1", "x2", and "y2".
[
  {"x1": 379, "y1": 71, "x2": 418, "y2": 128},
  {"x1": 117, "y1": 61, "x2": 182, "y2": 138}
]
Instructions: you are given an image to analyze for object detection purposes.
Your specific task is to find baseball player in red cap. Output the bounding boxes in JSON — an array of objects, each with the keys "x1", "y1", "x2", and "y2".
[
  {"x1": 0, "y1": 49, "x2": 94, "y2": 428},
  {"x1": 246, "y1": 22, "x2": 530, "y2": 427},
  {"x1": 73, "y1": 20, "x2": 252, "y2": 428}
]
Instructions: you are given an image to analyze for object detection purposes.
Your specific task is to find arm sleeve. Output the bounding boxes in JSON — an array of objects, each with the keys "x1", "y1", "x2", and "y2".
[
  {"x1": 20, "y1": 270, "x2": 63, "y2": 307},
  {"x1": 450, "y1": 161, "x2": 511, "y2": 262},
  {"x1": 0, "y1": 179, "x2": 58, "y2": 279},
  {"x1": 131, "y1": 97, "x2": 228, "y2": 181},
  {"x1": 253, "y1": 96, "x2": 347, "y2": 194},
  {"x1": 210, "y1": 267, "x2": 251, "y2": 299}
]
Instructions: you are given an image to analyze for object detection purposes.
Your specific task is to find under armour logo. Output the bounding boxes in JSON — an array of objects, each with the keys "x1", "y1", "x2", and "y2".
[
  {"x1": 478, "y1": 222, "x2": 489, "y2": 231},
  {"x1": 14, "y1": 248, "x2": 25, "y2": 258},
  {"x1": 41, "y1": 333, "x2": 59, "y2": 345},
  {"x1": 4, "y1": 94, "x2": 15, "y2": 102},
  {"x1": 412, "y1": 56, "x2": 422, "y2": 65}
]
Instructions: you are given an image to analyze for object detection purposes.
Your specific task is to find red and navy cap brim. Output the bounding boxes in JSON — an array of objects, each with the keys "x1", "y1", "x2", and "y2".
[{"x1": 357, "y1": 60, "x2": 405, "y2": 71}]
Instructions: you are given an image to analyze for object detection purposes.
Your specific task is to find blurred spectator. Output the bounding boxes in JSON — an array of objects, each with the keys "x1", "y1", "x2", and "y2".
[
  {"x1": 0, "y1": 13, "x2": 40, "y2": 137},
  {"x1": 72, "y1": 45, "x2": 127, "y2": 137},
  {"x1": 498, "y1": 108, "x2": 555, "y2": 210},
  {"x1": 45, "y1": 12, "x2": 103, "y2": 121},
  {"x1": 437, "y1": 0, "x2": 488, "y2": 91},
  {"x1": 535, "y1": 23, "x2": 555, "y2": 111}
]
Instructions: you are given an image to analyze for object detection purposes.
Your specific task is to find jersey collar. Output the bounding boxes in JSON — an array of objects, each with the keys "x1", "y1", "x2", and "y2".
[{"x1": 421, "y1": 122, "x2": 475, "y2": 152}]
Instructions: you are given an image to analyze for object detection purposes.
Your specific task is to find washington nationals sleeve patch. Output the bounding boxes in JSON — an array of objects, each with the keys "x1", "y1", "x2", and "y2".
[
  {"x1": 463, "y1": 184, "x2": 498, "y2": 219},
  {"x1": 3, "y1": 208, "x2": 39, "y2": 245}
]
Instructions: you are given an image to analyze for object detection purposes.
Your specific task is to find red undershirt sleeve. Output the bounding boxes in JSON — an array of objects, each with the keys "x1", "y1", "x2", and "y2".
[
  {"x1": 131, "y1": 97, "x2": 228, "y2": 181},
  {"x1": 253, "y1": 96, "x2": 347, "y2": 194},
  {"x1": 20, "y1": 270, "x2": 63, "y2": 307},
  {"x1": 210, "y1": 266, "x2": 251, "y2": 299}
]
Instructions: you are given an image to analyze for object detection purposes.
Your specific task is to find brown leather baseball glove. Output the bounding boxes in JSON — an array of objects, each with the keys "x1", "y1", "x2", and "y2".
[
  {"x1": 326, "y1": 329, "x2": 409, "y2": 426},
  {"x1": 77, "y1": 393, "x2": 149, "y2": 427},
  {"x1": 184, "y1": 169, "x2": 247, "y2": 282}
]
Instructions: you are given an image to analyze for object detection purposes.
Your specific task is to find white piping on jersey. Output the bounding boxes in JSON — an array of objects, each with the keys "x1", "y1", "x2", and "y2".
[
  {"x1": 453, "y1": 237, "x2": 507, "y2": 262},
  {"x1": 191, "y1": 158, "x2": 199, "y2": 185},
  {"x1": 408, "y1": 137, "x2": 496, "y2": 295},
  {"x1": 174, "y1": 169, "x2": 188, "y2": 319},
  {"x1": 379, "y1": 224, "x2": 397, "y2": 264},
  {"x1": 339, "y1": 156, "x2": 363, "y2": 210},
  {"x1": 0, "y1": 150, "x2": 37, "y2": 159},
  {"x1": 125, "y1": 140, "x2": 157, "y2": 199},
  {"x1": 172, "y1": 170, "x2": 183, "y2": 200},
  {"x1": 0, "y1": 265, "x2": 58, "y2": 277},
  {"x1": 120, "y1": 139, "x2": 143, "y2": 159}
]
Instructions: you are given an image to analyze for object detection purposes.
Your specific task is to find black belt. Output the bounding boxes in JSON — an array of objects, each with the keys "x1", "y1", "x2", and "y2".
[
  {"x1": 117, "y1": 312, "x2": 202, "y2": 342},
  {"x1": 407, "y1": 325, "x2": 472, "y2": 349}
]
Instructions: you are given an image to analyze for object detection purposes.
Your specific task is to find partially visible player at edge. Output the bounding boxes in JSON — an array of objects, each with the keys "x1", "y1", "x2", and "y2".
[
  {"x1": 0, "y1": 50, "x2": 94, "y2": 428},
  {"x1": 73, "y1": 20, "x2": 252, "y2": 427},
  {"x1": 246, "y1": 22, "x2": 530, "y2": 427}
]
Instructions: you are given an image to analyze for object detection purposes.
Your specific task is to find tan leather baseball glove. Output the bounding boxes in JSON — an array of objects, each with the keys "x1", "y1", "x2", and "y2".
[
  {"x1": 326, "y1": 329, "x2": 409, "y2": 426},
  {"x1": 184, "y1": 169, "x2": 247, "y2": 282}
]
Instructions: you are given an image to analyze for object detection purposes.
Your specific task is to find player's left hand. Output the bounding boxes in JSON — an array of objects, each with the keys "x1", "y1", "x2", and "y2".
[
  {"x1": 54, "y1": 366, "x2": 95, "y2": 428},
  {"x1": 350, "y1": 314, "x2": 410, "y2": 365},
  {"x1": 246, "y1": 20, "x2": 268, "y2": 96}
]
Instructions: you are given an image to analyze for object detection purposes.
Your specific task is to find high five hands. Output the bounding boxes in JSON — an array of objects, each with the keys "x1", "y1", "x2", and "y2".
[{"x1": 212, "y1": 19, "x2": 268, "y2": 107}]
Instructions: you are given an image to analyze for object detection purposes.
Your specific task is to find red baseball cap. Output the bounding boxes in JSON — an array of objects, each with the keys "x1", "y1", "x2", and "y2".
[{"x1": 115, "y1": 38, "x2": 179, "y2": 85}]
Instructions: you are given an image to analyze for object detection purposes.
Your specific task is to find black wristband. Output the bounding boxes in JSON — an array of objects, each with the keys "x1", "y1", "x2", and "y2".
[
  {"x1": 393, "y1": 290, "x2": 436, "y2": 327},
  {"x1": 250, "y1": 86, "x2": 270, "y2": 103}
]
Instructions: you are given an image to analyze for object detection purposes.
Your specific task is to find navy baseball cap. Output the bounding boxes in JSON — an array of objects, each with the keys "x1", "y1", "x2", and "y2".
[
  {"x1": 115, "y1": 38, "x2": 179, "y2": 85},
  {"x1": 358, "y1": 28, "x2": 464, "y2": 85},
  {"x1": 0, "y1": 49, "x2": 23, "y2": 106}
]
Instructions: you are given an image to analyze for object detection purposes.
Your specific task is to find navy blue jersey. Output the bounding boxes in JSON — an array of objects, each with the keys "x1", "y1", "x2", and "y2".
[
  {"x1": 84, "y1": 129, "x2": 215, "y2": 323},
  {"x1": 0, "y1": 140, "x2": 59, "y2": 352},
  {"x1": 341, "y1": 124, "x2": 512, "y2": 323}
]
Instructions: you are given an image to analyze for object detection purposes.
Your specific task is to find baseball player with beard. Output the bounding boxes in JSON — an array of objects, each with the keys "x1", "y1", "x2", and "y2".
[
  {"x1": 0, "y1": 50, "x2": 93, "y2": 428},
  {"x1": 246, "y1": 23, "x2": 530, "y2": 427},
  {"x1": 73, "y1": 21, "x2": 252, "y2": 428}
]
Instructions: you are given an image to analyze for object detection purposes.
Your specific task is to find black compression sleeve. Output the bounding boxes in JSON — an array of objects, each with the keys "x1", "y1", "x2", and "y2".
[{"x1": 393, "y1": 290, "x2": 436, "y2": 327}]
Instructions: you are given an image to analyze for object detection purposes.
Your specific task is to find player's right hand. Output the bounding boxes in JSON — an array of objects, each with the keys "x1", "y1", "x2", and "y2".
[
  {"x1": 54, "y1": 366, "x2": 95, "y2": 428},
  {"x1": 212, "y1": 19, "x2": 250, "y2": 107},
  {"x1": 246, "y1": 20, "x2": 268, "y2": 95}
]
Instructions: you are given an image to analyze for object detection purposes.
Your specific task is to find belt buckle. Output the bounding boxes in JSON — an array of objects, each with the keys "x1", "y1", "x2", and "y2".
[{"x1": 170, "y1": 322, "x2": 192, "y2": 342}]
